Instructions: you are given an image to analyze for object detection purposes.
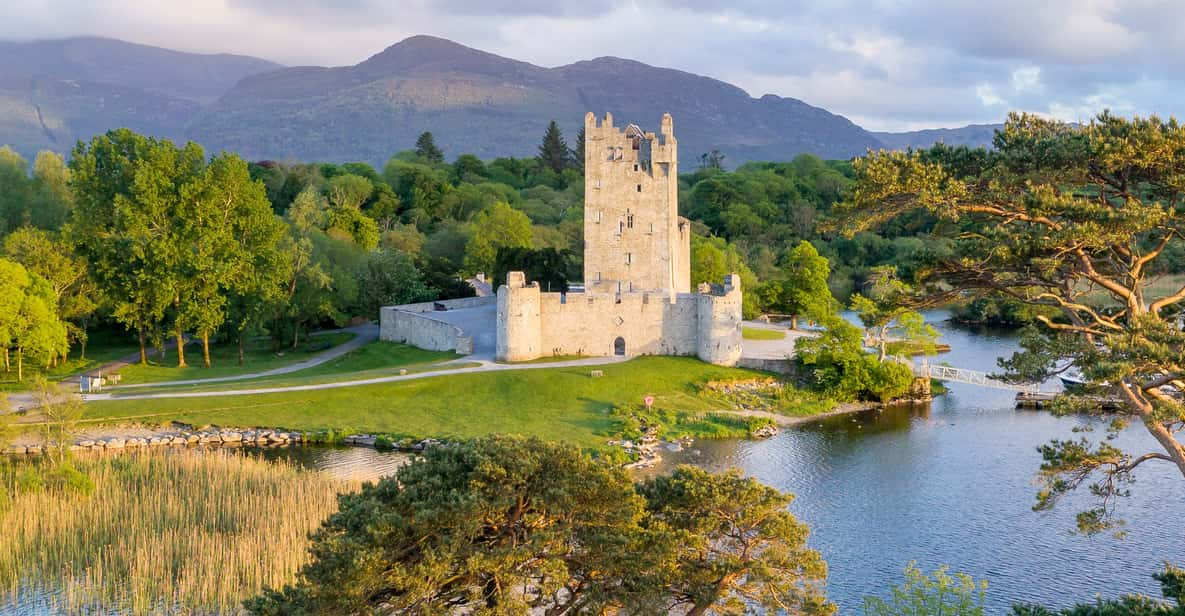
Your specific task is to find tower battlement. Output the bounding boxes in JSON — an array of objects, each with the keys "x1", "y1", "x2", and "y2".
[{"x1": 583, "y1": 112, "x2": 689, "y2": 296}]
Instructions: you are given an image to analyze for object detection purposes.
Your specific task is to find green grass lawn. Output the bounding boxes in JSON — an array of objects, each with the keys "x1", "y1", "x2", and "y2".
[
  {"x1": 129, "y1": 342, "x2": 465, "y2": 393},
  {"x1": 742, "y1": 327, "x2": 786, "y2": 341},
  {"x1": 111, "y1": 332, "x2": 355, "y2": 385},
  {"x1": 83, "y1": 357, "x2": 784, "y2": 448},
  {"x1": 281, "y1": 341, "x2": 457, "y2": 379},
  {"x1": 0, "y1": 330, "x2": 141, "y2": 392}
]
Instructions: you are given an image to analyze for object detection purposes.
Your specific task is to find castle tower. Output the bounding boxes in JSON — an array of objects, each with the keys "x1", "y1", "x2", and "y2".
[
  {"x1": 496, "y1": 272, "x2": 542, "y2": 362},
  {"x1": 583, "y1": 112, "x2": 691, "y2": 295}
]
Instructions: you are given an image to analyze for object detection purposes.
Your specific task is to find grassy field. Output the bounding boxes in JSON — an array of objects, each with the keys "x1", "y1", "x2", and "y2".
[
  {"x1": 0, "y1": 450, "x2": 355, "y2": 614},
  {"x1": 110, "y1": 332, "x2": 355, "y2": 385},
  {"x1": 120, "y1": 342, "x2": 465, "y2": 393},
  {"x1": 83, "y1": 357, "x2": 782, "y2": 448},
  {"x1": 0, "y1": 330, "x2": 141, "y2": 393},
  {"x1": 742, "y1": 327, "x2": 786, "y2": 341}
]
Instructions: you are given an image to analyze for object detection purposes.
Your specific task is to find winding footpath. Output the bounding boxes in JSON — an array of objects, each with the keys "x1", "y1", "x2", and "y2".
[
  {"x1": 82, "y1": 355, "x2": 631, "y2": 401},
  {"x1": 107, "y1": 324, "x2": 379, "y2": 390}
]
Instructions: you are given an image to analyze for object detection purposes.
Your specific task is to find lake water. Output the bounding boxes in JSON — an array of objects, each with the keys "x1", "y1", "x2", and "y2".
[{"x1": 262, "y1": 312, "x2": 1185, "y2": 612}]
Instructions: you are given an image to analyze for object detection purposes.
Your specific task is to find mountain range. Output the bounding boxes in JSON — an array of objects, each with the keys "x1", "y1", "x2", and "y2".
[{"x1": 0, "y1": 35, "x2": 999, "y2": 167}]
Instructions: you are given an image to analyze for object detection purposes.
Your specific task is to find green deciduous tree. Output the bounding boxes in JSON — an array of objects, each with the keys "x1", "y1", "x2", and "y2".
[
  {"x1": 3, "y1": 227, "x2": 97, "y2": 358},
  {"x1": 0, "y1": 259, "x2": 68, "y2": 381},
  {"x1": 463, "y1": 201, "x2": 533, "y2": 276},
  {"x1": 796, "y1": 313, "x2": 915, "y2": 403},
  {"x1": 850, "y1": 266, "x2": 940, "y2": 361},
  {"x1": 69, "y1": 130, "x2": 181, "y2": 364},
  {"x1": 838, "y1": 112, "x2": 1185, "y2": 532},
  {"x1": 245, "y1": 437, "x2": 832, "y2": 615},
  {"x1": 491, "y1": 246, "x2": 575, "y2": 292},
  {"x1": 769, "y1": 241, "x2": 836, "y2": 329},
  {"x1": 863, "y1": 562, "x2": 987, "y2": 616},
  {"x1": 355, "y1": 249, "x2": 434, "y2": 318}
]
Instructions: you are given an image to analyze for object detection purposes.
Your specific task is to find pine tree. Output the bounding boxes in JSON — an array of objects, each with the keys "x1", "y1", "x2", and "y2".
[
  {"x1": 537, "y1": 120, "x2": 571, "y2": 174},
  {"x1": 414, "y1": 132, "x2": 444, "y2": 164}
]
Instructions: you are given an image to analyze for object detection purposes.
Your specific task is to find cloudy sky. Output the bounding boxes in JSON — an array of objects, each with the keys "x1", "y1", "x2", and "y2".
[{"x1": 4, "y1": 0, "x2": 1181, "y2": 131}]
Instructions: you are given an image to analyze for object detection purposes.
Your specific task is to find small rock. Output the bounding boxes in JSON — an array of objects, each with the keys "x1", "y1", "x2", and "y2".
[
  {"x1": 25, "y1": 445, "x2": 43, "y2": 455},
  {"x1": 6, "y1": 445, "x2": 26, "y2": 455},
  {"x1": 78, "y1": 440, "x2": 95, "y2": 448},
  {"x1": 104, "y1": 438, "x2": 126, "y2": 449}
]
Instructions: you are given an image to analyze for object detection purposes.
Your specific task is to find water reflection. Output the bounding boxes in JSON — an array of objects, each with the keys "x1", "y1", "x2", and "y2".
[
  {"x1": 656, "y1": 313, "x2": 1185, "y2": 613},
  {"x1": 249, "y1": 445, "x2": 410, "y2": 482}
]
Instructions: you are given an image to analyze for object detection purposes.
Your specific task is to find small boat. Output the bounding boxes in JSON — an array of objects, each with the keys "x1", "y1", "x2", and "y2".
[{"x1": 1059, "y1": 372, "x2": 1089, "y2": 390}]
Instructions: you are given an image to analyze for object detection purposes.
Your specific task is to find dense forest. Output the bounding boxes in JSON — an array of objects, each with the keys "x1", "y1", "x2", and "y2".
[{"x1": 3, "y1": 120, "x2": 1138, "y2": 378}]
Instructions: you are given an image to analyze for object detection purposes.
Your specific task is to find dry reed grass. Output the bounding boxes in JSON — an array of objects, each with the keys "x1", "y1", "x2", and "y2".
[{"x1": 0, "y1": 450, "x2": 358, "y2": 614}]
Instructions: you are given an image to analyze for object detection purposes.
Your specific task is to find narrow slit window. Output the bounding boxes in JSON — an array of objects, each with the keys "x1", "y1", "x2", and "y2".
[
  {"x1": 636, "y1": 184, "x2": 642, "y2": 192},
  {"x1": 627, "y1": 214, "x2": 634, "y2": 229},
  {"x1": 626, "y1": 253, "x2": 632, "y2": 265}
]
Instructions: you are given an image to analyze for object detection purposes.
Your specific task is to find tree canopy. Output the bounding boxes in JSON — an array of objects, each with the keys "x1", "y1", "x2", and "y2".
[
  {"x1": 245, "y1": 436, "x2": 833, "y2": 615},
  {"x1": 838, "y1": 111, "x2": 1185, "y2": 532}
]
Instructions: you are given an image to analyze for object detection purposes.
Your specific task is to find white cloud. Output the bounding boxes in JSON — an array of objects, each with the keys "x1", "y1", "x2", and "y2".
[
  {"x1": 1011, "y1": 66, "x2": 1041, "y2": 91},
  {"x1": 977, "y1": 84, "x2": 1007, "y2": 107}
]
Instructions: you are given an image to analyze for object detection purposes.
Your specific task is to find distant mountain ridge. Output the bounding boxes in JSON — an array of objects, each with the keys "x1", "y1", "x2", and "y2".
[
  {"x1": 0, "y1": 34, "x2": 999, "y2": 166},
  {"x1": 873, "y1": 124, "x2": 1001, "y2": 150},
  {"x1": 0, "y1": 37, "x2": 281, "y2": 162}
]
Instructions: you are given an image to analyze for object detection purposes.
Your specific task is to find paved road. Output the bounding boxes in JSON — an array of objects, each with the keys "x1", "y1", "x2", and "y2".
[
  {"x1": 428, "y1": 303, "x2": 497, "y2": 361},
  {"x1": 104, "y1": 324, "x2": 380, "y2": 390},
  {"x1": 84, "y1": 354, "x2": 629, "y2": 401}
]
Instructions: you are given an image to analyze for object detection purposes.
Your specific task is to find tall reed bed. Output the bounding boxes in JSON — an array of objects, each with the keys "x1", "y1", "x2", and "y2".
[{"x1": 0, "y1": 450, "x2": 358, "y2": 614}]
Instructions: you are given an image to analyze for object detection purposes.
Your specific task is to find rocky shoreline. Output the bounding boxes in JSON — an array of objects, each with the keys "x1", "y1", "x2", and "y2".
[{"x1": 3, "y1": 424, "x2": 447, "y2": 457}]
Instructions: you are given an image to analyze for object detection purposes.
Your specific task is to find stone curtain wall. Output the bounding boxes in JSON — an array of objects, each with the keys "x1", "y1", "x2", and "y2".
[
  {"x1": 379, "y1": 296, "x2": 494, "y2": 354},
  {"x1": 389, "y1": 296, "x2": 494, "y2": 314},
  {"x1": 497, "y1": 272, "x2": 742, "y2": 365}
]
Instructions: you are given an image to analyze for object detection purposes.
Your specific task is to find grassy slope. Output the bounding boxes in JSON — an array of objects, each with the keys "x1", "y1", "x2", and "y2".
[
  {"x1": 83, "y1": 357, "x2": 772, "y2": 448},
  {"x1": 0, "y1": 330, "x2": 140, "y2": 392},
  {"x1": 742, "y1": 327, "x2": 786, "y2": 341},
  {"x1": 130, "y1": 342, "x2": 465, "y2": 393},
  {"x1": 111, "y1": 332, "x2": 355, "y2": 385}
]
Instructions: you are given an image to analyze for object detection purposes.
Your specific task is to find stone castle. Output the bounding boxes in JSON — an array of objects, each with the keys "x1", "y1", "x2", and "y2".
[{"x1": 495, "y1": 112, "x2": 742, "y2": 365}]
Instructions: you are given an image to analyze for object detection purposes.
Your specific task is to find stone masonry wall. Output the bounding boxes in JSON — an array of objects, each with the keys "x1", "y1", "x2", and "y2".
[
  {"x1": 496, "y1": 272, "x2": 742, "y2": 365},
  {"x1": 582, "y1": 112, "x2": 689, "y2": 294},
  {"x1": 380, "y1": 304, "x2": 484, "y2": 354}
]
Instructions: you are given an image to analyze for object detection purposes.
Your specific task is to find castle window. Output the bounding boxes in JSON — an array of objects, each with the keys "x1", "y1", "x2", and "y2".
[
  {"x1": 626, "y1": 253, "x2": 632, "y2": 265},
  {"x1": 595, "y1": 210, "x2": 602, "y2": 223},
  {"x1": 636, "y1": 184, "x2": 642, "y2": 192},
  {"x1": 649, "y1": 223, "x2": 654, "y2": 233},
  {"x1": 627, "y1": 214, "x2": 634, "y2": 229},
  {"x1": 596, "y1": 272, "x2": 601, "y2": 282},
  {"x1": 634, "y1": 164, "x2": 639, "y2": 172},
  {"x1": 619, "y1": 221, "x2": 625, "y2": 234}
]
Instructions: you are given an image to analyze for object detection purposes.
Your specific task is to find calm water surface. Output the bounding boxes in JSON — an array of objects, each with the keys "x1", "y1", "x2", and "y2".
[{"x1": 651, "y1": 312, "x2": 1185, "y2": 612}]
